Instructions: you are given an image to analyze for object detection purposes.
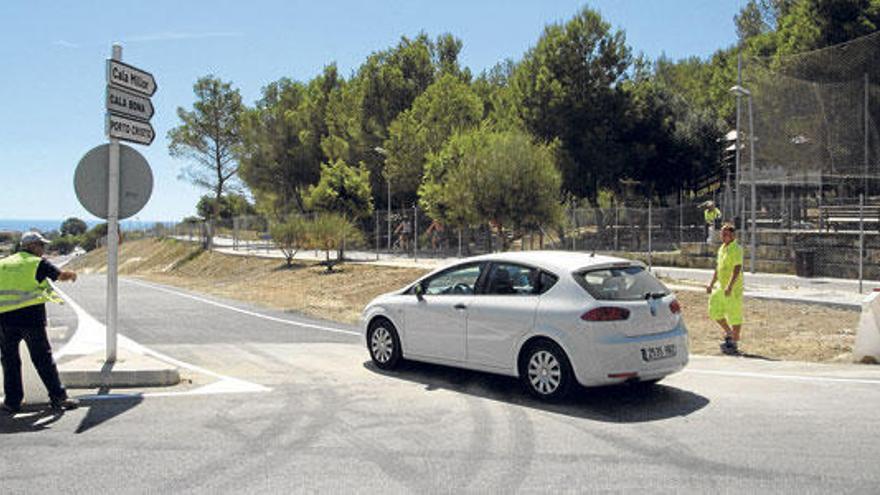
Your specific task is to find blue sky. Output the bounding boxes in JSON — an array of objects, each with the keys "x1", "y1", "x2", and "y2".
[{"x1": 0, "y1": 1, "x2": 741, "y2": 223}]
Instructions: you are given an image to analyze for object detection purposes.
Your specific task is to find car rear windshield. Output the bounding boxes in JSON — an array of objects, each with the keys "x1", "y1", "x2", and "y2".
[{"x1": 574, "y1": 265, "x2": 669, "y2": 301}]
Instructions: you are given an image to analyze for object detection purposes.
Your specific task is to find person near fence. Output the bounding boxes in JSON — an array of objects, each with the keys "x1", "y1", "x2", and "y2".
[
  {"x1": 394, "y1": 217, "x2": 412, "y2": 251},
  {"x1": 0, "y1": 232, "x2": 79, "y2": 414},
  {"x1": 706, "y1": 223, "x2": 744, "y2": 356},
  {"x1": 701, "y1": 201, "x2": 722, "y2": 243},
  {"x1": 425, "y1": 219, "x2": 445, "y2": 252}
]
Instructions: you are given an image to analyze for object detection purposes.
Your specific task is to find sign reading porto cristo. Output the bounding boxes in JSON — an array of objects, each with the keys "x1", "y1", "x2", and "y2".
[
  {"x1": 106, "y1": 113, "x2": 155, "y2": 145},
  {"x1": 105, "y1": 59, "x2": 157, "y2": 146}
]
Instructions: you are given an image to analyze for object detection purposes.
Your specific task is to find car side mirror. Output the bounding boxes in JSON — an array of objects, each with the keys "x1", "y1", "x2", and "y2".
[{"x1": 414, "y1": 283, "x2": 425, "y2": 301}]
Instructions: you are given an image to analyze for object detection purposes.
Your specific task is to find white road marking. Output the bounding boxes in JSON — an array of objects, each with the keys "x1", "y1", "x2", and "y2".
[
  {"x1": 54, "y1": 278, "x2": 880, "y2": 390},
  {"x1": 684, "y1": 368, "x2": 880, "y2": 385},
  {"x1": 52, "y1": 284, "x2": 270, "y2": 397},
  {"x1": 122, "y1": 277, "x2": 361, "y2": 337}
]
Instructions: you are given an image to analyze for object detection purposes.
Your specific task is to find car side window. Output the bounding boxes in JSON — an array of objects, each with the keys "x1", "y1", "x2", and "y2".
[
  {"x1": 423, "y1": 263, "x2": 482, "y2": 296},
  {"x1": 535, "y1": 272, "x2": 558, "y2": 295},
  {"x1": 485, "y1": 263, "x2": 540, "y2": 296}
]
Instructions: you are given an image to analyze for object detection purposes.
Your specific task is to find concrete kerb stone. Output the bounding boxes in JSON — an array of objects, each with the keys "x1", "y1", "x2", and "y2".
[{"x1": 59, "y1": 348, "x2": 180, "y2": 389}]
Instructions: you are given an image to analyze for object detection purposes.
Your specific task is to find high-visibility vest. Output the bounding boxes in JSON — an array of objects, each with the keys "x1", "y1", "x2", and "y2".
[
  {"x1": 0, "y1": 252, "x2": 59, "y2": 314},
  {"x1": 704, "y1": 207, "x2": 721, "y2": 225}
]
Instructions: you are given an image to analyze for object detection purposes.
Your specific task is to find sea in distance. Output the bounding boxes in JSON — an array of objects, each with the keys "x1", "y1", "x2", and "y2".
[{"x1": 0, "y1": 219, "x2": 171, "y2": 233}]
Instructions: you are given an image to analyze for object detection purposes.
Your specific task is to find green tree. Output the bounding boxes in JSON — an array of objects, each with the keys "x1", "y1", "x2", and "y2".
[
  {"x1": 49, "y1": 236, "x2": 76, "y2": 255},
  {"x1": 383, "y1": 74, "x2": 483, "y2": 203},
  {"x1": 304, "y1": 213, "x2": 363, "y2": 270},
  {"x1": 196, "y1": 193, "x2": 257, "y2": 227},
  {"x1": 473, "y1": 60, "x2": 522, "y2": 131},
  {"x1": 421, "y1": 128, "x2": 563, "y2": 249},
  {"x1": 80, "y1": 223, "x2": 108, "y2": 251},
  {"x1": 305, "y1": 159, "x2": 374, "y2": 220},
  {"x1": 323, "y1": 33, "x2": 466, "y2": 208},
  {"x1": 269, "y1": 216, "x2": 309, "y2": 267},
  {"x1": 60, "y1": 217, "x2": 88, "y2": 237},
  {"x1": 239, "y1": 66, "x2": 341, "y2": 218},
  {"x1": 511, "y1": 7, "x2": 632, "y2": 201},
  {"x1": 239, "y1": 79, "x2": 309, "y2": 217},
  {"x1": 775, "y1": 0, "x2": 880, "y2": 56},
  {"x1": 168, "y1": 76, "x2": 244, "y2": 246}
]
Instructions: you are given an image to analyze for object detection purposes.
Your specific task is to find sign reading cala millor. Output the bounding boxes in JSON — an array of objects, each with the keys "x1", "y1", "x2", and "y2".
[{"x1": 107, "y1": 59, "x2": 157, "y2": 97}]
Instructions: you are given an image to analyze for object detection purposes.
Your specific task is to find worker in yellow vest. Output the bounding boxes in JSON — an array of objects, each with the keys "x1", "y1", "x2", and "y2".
[
  {"x1": 701, "y1": 201, "x2": 722, "y2": 244},
  {"x1": 0, "y1": 232, "x2": 79, "y2": 414},
  {"x1": 706, "y1": 223, "x2": 744, "y2": 355}
]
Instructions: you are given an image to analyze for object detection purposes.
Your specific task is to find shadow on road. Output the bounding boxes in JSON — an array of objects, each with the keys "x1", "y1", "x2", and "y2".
[
  {"x1": 75, "y1": 393, "x2": 144, "y2": 434},
  {"x1": 0, "y1": 406, "x2": 63, "y2": 434},
  {"x1": 364, "y1": 360, "x2": 708, "y2": 423}
]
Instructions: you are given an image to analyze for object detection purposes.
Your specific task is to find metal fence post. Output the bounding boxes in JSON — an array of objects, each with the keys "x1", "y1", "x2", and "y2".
[
  {"x1": 413, "y1": 205, "x2": 418, "y2": 262},
  {"x1": 614, "y1": 203, "x2": 620, "y2": 251},
  {"x1": 648, "y1": 202, "x2": 653, "y2": 271},
  {"x1": 458, "y1": 228, "x2": 462, "y2": 258},
  {"x1": 375, "y1": 209, "x2": 379, "y2": 261},
  {"x1": 860, "y1": 193, "x2": 865, "y2": 294},
  {"x1": 679, "y1": 192, "x2": 683, "y2": 247}
]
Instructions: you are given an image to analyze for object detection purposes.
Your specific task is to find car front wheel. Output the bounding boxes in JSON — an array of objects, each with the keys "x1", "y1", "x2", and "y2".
[
  {"x1": 368, "y1": 319, "x2": 402, "y2": 370},
  {"x1": 519, "y1": 341, "x2": 574, "y2": 400}
]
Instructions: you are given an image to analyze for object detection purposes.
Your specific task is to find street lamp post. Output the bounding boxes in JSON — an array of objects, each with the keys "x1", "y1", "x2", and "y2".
[
  {"x1": 374, "y1": 147, "x2": 391, "y2": 253},
  {"x1": 730, "y1": 85, "x2": 756, "y2": 274}
]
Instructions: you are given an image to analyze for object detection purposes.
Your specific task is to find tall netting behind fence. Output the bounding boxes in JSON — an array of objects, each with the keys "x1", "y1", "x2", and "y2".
[
  {"x1": 729, "y1": 33, "x2": 880, "y2": 281},
  {"x1": 742, "y1": 32, "x2": 880, "y2": 202}
]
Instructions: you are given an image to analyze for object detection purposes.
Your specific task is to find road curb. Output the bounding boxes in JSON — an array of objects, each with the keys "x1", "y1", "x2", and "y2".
[{"x1": 59, "y1": 348, "x2": 180, "y2": 389}]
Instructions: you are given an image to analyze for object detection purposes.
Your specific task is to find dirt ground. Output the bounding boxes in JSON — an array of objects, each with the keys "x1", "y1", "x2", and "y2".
[{"x1": 69, "y1": 239, "x2": 861, "y2": 363}]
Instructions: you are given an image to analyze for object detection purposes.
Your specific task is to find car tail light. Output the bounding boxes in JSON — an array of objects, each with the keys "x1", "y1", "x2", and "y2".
[
  {"x1": 581, "y1": 307, "x2": 630, "y2": 321},
  {"x1": 608, "y1": 372, "x2": 638, "y2": 379},
  {"x1": 669, "y1": 300, "x2": 681, "y2": 314}
]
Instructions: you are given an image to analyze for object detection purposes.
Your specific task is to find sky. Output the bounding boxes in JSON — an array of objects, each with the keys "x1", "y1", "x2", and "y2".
[{"x1": 0, "y1": 1, "x2": 742, "y2": 223}]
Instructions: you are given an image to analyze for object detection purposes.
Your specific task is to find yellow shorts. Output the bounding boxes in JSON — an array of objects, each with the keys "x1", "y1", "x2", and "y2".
[{"x1": 708, "y1": 288, "x2": 743, "y2": 325}]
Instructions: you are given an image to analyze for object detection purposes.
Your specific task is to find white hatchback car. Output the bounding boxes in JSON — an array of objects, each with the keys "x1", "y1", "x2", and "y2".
[{"x1": 362, "y1": 251, "x2": 688, "y2": 399}]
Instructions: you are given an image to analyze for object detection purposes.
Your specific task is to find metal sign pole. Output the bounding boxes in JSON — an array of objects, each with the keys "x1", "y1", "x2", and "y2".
[{"x1": 106, "y1": 43, "x2": 122, "y2": 363}]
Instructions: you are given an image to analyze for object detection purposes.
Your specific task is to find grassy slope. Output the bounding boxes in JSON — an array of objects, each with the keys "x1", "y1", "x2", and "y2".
[{"x1": 69, "y1": 238, "x2": 428, "y2": 325}]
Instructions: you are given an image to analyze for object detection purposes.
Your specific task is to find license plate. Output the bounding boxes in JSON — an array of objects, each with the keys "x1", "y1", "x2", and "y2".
[{"x1": 641, "y1": 344, "x2": 676, "y2": 362}]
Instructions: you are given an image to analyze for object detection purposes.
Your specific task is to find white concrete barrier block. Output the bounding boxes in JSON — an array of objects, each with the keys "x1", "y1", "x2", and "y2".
[
  {"x1": 855, "y1": 291, "x2": 880, "y2": 363},
  {"x1": 21, "y1": 341, "x2": 51, "y2": 405}
]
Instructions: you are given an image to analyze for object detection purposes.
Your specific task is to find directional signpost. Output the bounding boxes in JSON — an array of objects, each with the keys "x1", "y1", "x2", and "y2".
[{"x1": 88, "y1": 44, "x2": 157, "y2": 362}]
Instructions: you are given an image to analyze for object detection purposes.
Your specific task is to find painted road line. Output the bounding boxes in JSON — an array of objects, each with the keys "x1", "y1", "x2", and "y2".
[
  {"x1": 684, "y1": 368, "x2": 880, "y2": 385},
  {"x1": 122, "y1": 277, "x2": 361, "y2": 337},
  {"x1": 52, "y1": 285, "x2": 270, "y2": 396}
]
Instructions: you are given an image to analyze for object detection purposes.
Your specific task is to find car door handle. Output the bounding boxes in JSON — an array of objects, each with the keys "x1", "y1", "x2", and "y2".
[{"x1": 453, "y1": 303, "x2": 467, "y2": 310}]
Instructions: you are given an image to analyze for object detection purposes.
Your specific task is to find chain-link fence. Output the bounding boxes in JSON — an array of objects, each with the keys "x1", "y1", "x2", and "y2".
[{"x1": 124, "y1": 193, "x2": 877, "y2": 285}]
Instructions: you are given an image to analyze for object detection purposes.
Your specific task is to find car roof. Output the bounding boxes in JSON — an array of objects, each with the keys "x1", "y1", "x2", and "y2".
[{"x1": 464, "y1": 250, "x2": 641, "y2": 275}]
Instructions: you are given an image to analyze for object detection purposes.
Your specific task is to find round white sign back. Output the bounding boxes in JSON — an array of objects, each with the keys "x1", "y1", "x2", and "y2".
[{"x1": 74, "y1": 143, "x2": 153, "y2": 220}]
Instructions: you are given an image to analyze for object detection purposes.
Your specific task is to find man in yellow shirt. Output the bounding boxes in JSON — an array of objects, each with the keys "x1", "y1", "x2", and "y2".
[
  {"x1": 706, "y1": 223, "x2": 744, "y2": 355},
  {"x1": 702, "y1": 201, "x2": 722, "y2": 244}
]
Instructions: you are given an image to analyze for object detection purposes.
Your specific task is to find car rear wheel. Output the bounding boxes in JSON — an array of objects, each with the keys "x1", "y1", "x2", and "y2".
[
  {"x1": 368, "y1": 319, "x2": 402, "y2": 370},
  {"x1": 519, "y1": 341, "x2": 573, "y2": 400}
]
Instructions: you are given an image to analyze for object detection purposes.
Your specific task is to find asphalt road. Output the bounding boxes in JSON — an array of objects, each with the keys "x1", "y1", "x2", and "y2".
[{"x1": 2, "y1": 274, "x2": 880, "y2": 493}]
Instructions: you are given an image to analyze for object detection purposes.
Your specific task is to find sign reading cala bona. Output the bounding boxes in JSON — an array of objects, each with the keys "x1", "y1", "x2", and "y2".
[{"x1": 106, "y1": 87, "x2": 154, "y2": 122}]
